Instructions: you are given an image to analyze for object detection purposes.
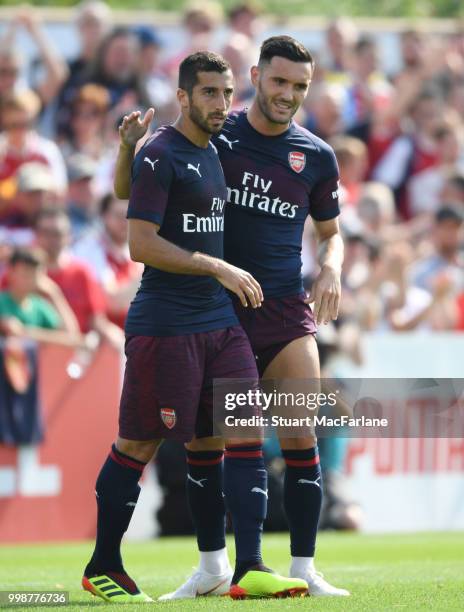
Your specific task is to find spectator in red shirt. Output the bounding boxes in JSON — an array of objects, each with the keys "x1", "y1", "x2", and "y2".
[
  {"x1": 35, "y1": 207, "x2": 124, "y2": 348},
  {"x1": 73, "y1": 193, "x2": 142, "y2": 329},
  {"x1": 372, "y1": 91, "x2": 443, "y2": 218}
]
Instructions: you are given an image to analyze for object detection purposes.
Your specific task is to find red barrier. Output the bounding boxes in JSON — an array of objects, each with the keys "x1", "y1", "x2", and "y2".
[{"x1": 0, "y1": 344, "x2": 122, "y2": 542}]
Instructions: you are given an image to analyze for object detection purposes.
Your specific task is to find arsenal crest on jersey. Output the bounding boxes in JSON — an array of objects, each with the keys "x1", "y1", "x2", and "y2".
[
  {"x1": 160, "y1": 407, "x2": 176, "y2": 429},
  {"x1": 288, "y1": 151, "x2": 306, "y2": 173}
]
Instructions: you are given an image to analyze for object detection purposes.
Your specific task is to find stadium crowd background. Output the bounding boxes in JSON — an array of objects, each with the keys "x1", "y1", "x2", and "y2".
[{"x1": 0, "y1": 1, "x2": 463, "y2": 534}]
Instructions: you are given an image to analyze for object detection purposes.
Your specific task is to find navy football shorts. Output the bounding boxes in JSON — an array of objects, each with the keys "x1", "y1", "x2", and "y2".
[
  {"x1": 119, "y1": 325, "x2": 258, "y2": 442},
  {"x1": 232, "y1": 292, "x2": 317, "y2": 376}
]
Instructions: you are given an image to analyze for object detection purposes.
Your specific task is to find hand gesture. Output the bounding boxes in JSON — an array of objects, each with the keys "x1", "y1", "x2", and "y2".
[{"x1": 119, "y1": 108, "x2": 155, "y2": 149}]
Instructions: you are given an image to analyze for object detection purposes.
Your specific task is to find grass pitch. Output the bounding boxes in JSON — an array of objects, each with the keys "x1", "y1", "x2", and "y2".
[{"x1": 0, "y1": 532, "x2": 463, "y2": 611}]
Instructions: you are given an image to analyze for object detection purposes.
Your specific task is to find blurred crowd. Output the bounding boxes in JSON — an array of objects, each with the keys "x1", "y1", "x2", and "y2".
[
  {"x1": 0, "y1": 0, "x2": 463, "y2": 535},
  {"x1": 0, "y1": 0, "x2": 463, "y2": 356}
]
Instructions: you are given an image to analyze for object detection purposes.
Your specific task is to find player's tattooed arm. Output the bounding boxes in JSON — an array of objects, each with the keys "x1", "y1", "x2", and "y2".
[
  {"x1": 114, "y1": 108, "x2": 154, "y2": 199},
  {"x1": 306, "y1": 217, "x2": 344, "y2": 325},
  {"x1": 128, "y1": 219, "x2": 263, "y2": 308}
]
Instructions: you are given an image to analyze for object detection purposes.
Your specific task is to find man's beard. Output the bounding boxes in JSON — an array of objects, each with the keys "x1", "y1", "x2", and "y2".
[
  {"x1": 256, "y1": 87, "x2": 297, "y2": 126},
  {"x1": 189, "y1": 103, "x2": 224, "y2": 135}
]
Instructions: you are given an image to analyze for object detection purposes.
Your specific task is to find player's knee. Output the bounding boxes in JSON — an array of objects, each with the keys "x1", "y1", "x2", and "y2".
[
  {"x1": 185, "y1": 436, "x2": 224, "y2": 452},
  {"x1": 116, "y1": 437, "x2": 163, "y2": 462}
]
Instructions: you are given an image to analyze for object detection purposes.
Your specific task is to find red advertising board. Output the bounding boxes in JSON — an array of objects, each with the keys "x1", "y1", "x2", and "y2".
[{"x1": 0, "y1": 344, "x2": 121, "y2": 542}]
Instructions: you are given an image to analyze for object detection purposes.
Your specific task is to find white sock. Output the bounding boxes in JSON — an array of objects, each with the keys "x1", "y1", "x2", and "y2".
[
  {"x1": 290, "y1": 556, "x2": 315, "y2": 577},
  {"x1": 198, "y1": 548, "x2": 231, "y2": 575}
]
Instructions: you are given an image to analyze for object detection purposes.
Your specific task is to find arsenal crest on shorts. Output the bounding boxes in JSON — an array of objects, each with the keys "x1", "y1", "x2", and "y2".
[
  {"x1": 288, "y1": 151, "x2": 306, "y2": 173},
  {"x1": 160, "y1": 407, "x2": 176, "y2": 429}
]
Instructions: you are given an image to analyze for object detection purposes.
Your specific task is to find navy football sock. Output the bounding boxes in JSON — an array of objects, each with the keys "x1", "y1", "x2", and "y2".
[
  {"x1": 223, "y1": 444, "x2": 267, "y2": 583},
  {"x1": 185, "y1": 449, "x2": 226, "y2": 552},
  {"x1": 87, "y1": 444, "x2": 146, "y2": 574},
  {"x1": 282, "y1": 447, "x2": 322, "y2": 558}
]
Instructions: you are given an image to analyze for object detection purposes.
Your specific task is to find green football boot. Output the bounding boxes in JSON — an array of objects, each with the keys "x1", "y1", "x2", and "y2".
[
  {"x1": 229, "y1": 566, "x2": 308, "y2": 599},
  {"x1": 82, "y1": 572, "x2": 153, "y2": 603}
]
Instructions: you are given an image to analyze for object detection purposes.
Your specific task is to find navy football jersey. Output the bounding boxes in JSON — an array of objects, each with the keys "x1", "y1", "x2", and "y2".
[
  {"x1": 214, "y1": 110, "x2": 340, "y2": 298},
  {"x1": 126, "y1": 126, "x2": 238, "y2": 336}
]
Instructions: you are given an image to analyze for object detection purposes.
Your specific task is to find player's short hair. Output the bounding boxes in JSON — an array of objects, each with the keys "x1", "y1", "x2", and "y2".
[
  {"x1": 258, "y1": 36, "x2": 314, "y2": 69},
  {"x1": 178, "y1": 51, "x2": 231, "y2": 94}
]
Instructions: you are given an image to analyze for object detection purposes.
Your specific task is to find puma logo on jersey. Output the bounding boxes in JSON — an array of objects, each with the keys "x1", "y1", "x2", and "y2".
[
  {"x1": 187, "y1": 163, "x2": 202, "y2": 177},
  {"x1": 144, "y1": 157, "x2": 159, "y2": 171},
  {"x1": 218, "y1": 134, "x2": 239, "y2": 150}
]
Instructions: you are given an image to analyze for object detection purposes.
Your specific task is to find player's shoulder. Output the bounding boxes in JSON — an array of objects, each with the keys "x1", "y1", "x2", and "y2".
[
  {"x1": 215, "y1": 109, "x2": 245, "y2": 142},
  {"x1": 140, "y1": 125, "x2": 177, "y2": 159},
  {"x1": 133, "y1": 126, "x2": 180, "y2": 177},
  {"x1": 290, "y1": 123, "x2": 336, "y2": 158},
  {"x1": 223, "y1": 109, "x2": 243, "y2": 127},
  {"x1": 290, "y1": 123, "x2": 338, "y2": 175}
]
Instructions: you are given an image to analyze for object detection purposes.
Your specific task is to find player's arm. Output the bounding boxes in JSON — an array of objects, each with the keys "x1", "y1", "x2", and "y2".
[
  {"x1": 306, "y1": 144, "x2": 344, "y2": 325},
  {"x1": 306, "y1": 217, "x2": 344, "y2": 325},
  {"x1": 129, "y1": 219, "x2": 263, "y2": 308},
  {"x1": 114, "y1": 109, "x2": 154, "y2": 199}
]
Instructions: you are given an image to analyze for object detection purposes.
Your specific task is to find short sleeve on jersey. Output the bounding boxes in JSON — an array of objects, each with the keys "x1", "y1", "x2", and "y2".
[
  {"x1": 309, "y1": 146, "x2": 340, "y2": 222},
  {"x1": 127, "y1": 147, "x2": 175, "y2": 226}
]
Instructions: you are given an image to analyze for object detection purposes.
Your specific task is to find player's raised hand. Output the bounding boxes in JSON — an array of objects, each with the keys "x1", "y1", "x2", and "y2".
[
  {"x1": 214, "y1": 261, "x2": 263, "y2": 308},
  {"x1": 305, "y1": 264, "x2": 341, "y2": 325},
  {"x1": 119, "y1": 108, "x2": 155, "y2": 149}
]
